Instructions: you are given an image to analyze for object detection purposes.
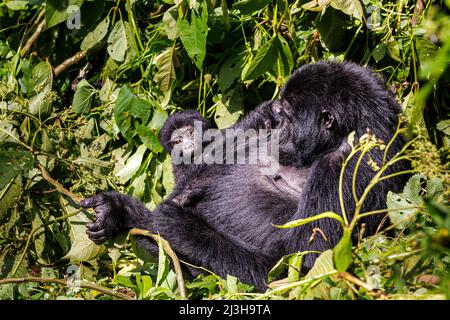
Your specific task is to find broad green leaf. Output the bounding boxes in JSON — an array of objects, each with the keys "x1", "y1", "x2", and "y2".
[
  {"x1": 28, "y1": 61, "x2": 53, "y2": 115},
  {"x1": 218, "y1": 51, "x2": 243, "y2": 92},
  {"x1": 148, "y1": 108, "x2": 169, "y2": 131},
  {"x1": 302, "y1": 250, "x2": 337, "y2": 299},
  {"x1": 161, "y1": 154, "x2": 175, "y2": 194},
  {"x1": 116, "y1": 145, "x2": 147, "y2": 182},
  {"x1": 276, "y1": 35, "x2": 294, "y2": 82},
  {"x1": 232, "y1": 0, "x2": 271, "y2": 15},
  {"x1": 0, "y1": 150, "x2": 33, "y2": 190},
  {"x1": 72, "y1": 79, "x2": 94, "y2": 114},
  {"x1": 274, "y1": 211, "x2": 345, "y2": 229},
  {"x1": 154, "y1": 46, "x2": 179, "y2": 106},
  {"x1": 156, "y1": 237, "x2": 170, "y2": 286},
  {"x1": 114, "y1": 85, "x2": 151, "y2": 141},
  {"x1": 81, "y1": 16, "x2": 110, "y2": 51},
  {"x1": 63, "y1": 199, "x2": 104, "y2": 263},
  {"x1": 330, "y1": 0, "x2": 364, "y2": 21},
  {"x1": 242, "y1": 36, "x2": 277, "y2": 81},
  {"x1": 107, "y1": 19, "x2": 127, "y2": 62},
  {"x1": 0, "y1": 175, "x2": 22, "y2": 222},
  {"x1": 372, "y1": 43, "x2": 386, "y2": 62},
  {"x1": 162, "y1": 6, "x2": 179, "y2": 40},
  {"x1": 136, "y1": 123, "x2": 163, "y2": 154},
  {"x1": 213, "y1": 89, "x2": 244, "y2": 129},
  {"x1": 333, "y1": 228, "x2": 352, "y2": 272},
  {"x1": 177, "y1": 0, "x2": 208, "y2": 70},
  {"x1": 288, "y1": 254, "x2": 303, "y2": 282},
  {"x1": 386, "y1": 174, "x2": 435, "y2": 229},
  {"x1": 45, "y1": 0, "x2": 85, "y2": 28},
  {"x1": 5, "y1": 1, "x2": 29, "y2": 11}
]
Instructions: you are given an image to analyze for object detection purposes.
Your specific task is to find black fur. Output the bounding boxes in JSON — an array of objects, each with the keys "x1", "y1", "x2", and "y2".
[{"x1": 81, "y1": 61, "x2": 409, "y2": 291}]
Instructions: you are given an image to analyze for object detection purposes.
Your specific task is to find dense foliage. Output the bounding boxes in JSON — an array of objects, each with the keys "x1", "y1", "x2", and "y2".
[{"x1": 0, "y1": 0, "x2": 449, "y2": 300}]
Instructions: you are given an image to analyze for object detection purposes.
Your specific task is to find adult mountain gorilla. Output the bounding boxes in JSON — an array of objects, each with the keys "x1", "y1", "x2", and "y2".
[{"x1": 81, "y1": 61, "x2": 408, "y2": 291}]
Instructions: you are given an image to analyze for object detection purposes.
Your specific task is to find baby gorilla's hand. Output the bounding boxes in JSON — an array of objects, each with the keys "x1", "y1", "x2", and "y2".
[{"x1": 80, "y1": 192, "x2": 125, "y2": 244}]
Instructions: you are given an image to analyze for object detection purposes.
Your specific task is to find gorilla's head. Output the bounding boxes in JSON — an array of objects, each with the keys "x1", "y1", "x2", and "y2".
[{"x1": 273, "y1": 61, "x2": 402, "y2": 167}]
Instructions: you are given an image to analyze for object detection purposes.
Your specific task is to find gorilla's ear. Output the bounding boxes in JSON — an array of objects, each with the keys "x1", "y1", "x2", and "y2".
[{"x1": 320, "y1": 110, "x2": 334, "y2": 129}]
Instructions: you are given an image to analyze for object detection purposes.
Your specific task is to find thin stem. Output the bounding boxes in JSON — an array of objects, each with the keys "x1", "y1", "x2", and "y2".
[
  {"x1": 352, "y1": 147, "x2": 370, "y2": 204},
  {"x1": 0, "y1": 277, "x2": 133, "y2": 300},
  {"x1": 356, "y1": 206, "x2": 419, "y2": 221},
  {"x1": 378, "y1": 169, "x2": 417, "y2": 182},
  {"x1": 129, "y1": 228, "x2": 186, "y2": 299}
]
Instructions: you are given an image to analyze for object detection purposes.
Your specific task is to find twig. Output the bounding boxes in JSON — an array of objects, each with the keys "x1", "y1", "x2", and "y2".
[
  {"x1": 411, "y1": 0, "x2": 428, "y2": 26},
  {"x1": 129, "y1": 228, "x2": 187, "y2": 299},
  {"x1": 53, "y1": 51, "x2": 88, "y2": 77},
  {"x1": 38, "y1": 163, "x2": 81, "y2": 202},
  {"x1": 0, "y1": 277, "x2": 133, "y2": 300},
  {"x1": 21, "y1": 13, "x2": 46, "y2": 57},
  {"x1": 338, "y1": 271, "x2": 373, "y2": 291}
]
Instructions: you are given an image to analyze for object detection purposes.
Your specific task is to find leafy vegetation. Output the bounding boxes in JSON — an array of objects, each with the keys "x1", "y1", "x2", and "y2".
[{"x1": 0, "y1": 0, "x2": 449, "y2": 300}]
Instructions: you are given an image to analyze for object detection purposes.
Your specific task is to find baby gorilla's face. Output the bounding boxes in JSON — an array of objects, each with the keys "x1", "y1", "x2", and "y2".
[{"x1": 169, "y1": 125, "x2": 196, "y2": 158}]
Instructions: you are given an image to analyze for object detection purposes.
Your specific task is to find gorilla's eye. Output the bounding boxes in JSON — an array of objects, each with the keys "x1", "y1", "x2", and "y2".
[{"x1": 320, "y1": 110, "x2": 334, "y2": 129}]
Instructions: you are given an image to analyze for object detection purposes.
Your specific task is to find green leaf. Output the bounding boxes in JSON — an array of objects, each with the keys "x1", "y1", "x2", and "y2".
[
  {"x1": 276, "y1": 35, "x2": 294, "y2": 80},
  {"x1": 156, "y1": 237, "x2": 170, "y2": 286},
  {"x1": 72, "y1": 79, "x2": 94, "y2": 114},
  {"x1": 330, "y1": 0, "x2": 364, "y2": 21},
  {"x1": 136, "y1": 123, "x2": 163, "y2": 154},
  {"x1": 177, "y1": 0, "x2": 208, "y2": 70},
  {"x1": 303, "y1": 250, "x2": 337, "y2": 299},
  {"x1": 5, "y1": 1, "x2": 29, "y2": 11},
  {"x1": 163, "y1": 6, "x2": 179, "y2": 40},
  {"x1": 63, "y1": 199, "x2": 104, "y2": 263},
  {"x1": 0, "y1": 150, "x2": 33, "y2": 190},
  {"x1": 274, "y1": 211, "x2": 345, "y2": 229},
  {"x1": 288, "y1": 254, "x2": 303, "y2": 282},
  {"x1": 161, "y1": 154, "x2": 175, "y2": 194},
  {"x1": 333, "y1": 228, "x2": 352, "y2": 272},
  {"x1": 81, "y1": 16, "x2": 110, "y2": 51},
  {"x1": 232, "y1": 0, "x2": 271, "y2": 15},
  {"x1": 45, "y1": 0, "x2": 85, "y2": 28},
  {"x1": 114, "y1": 85, "x2": 151, "y2": 141},
  {"x1": 372, "y1": 43, "x2": 386, "y2": 63},
  {"x1": 0, "y1": 175, "x2": 22, "y2": 222},
  {"x1": 116, "y1": 145, "x2": 147, "y2": 182},
  {"x1": 218, "y1": 52, "x2": 243, "y2": 92},
  {"x1": 242, "y1": 36, "x2": 278, "y2": 81},
  {"x1": 213, "y1": 89, "x2": 244, "y2": 129},
  {"x1": 107, "y1": 19, "x2": 128, "y2": 62},
  {"x1": 154, "y1": 46, "x2": 179, "y2": 106},
  {"x1": 28, "y1": 61, "x2": 53, "y2": 115}
]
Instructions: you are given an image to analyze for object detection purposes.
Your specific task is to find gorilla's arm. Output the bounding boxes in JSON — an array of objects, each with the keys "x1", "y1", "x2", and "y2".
[
  {"x1": 81, "y1": 191, "x2": 272, "y2": 291},
  {"x1": 231, "y1": 101, "x2": 282, "y2": 131}
]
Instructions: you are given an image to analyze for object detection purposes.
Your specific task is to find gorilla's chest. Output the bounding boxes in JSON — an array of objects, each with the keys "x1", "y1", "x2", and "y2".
[{"x1": 195, "y1": 165, "x2": 309, "y2": 248}]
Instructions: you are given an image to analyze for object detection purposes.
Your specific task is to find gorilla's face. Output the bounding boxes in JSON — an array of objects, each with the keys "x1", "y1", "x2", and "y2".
[{"x1": 274, "y1": 76, "x2": 345, "y2": 167}]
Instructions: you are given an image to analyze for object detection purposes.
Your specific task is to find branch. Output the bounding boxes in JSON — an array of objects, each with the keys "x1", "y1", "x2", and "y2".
[
  {"x1": 21, "y1": 12, "x2": 46, "y2": 57},
  {"x1": 411, "y1": 0, "x2": 428, "y2": 26},
  {"x1": 38, "y1": 163, "x2": 81, "y2": 203},
  {"x1": 0, "y1": 277, "x2": 134, "y2": 300},
  {"x1": 53, "y1": 50, "x2": 88, "y2": 77},
  {"x1": 129, "y1": 228, "x2": 187, "y2": 299}
]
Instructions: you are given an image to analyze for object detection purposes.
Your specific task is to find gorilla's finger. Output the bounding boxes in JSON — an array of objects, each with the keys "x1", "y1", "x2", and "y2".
[
  {"x1": 80, "y1": 195, "x2": 104, "y2": 208},
  {"x1": 89, "y1": 235, "x2": 108, "y2": 245},
  {"x1": 86, "y1": 221, "x2": 103, "y2": 232},
  {"x1": 86, "y1": 229, "x2": 107, "y2": 239}
]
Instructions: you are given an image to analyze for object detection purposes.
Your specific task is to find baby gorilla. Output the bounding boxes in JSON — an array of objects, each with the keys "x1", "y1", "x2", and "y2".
[{"x1": 158, "y1": 103, "x2": 284, "y2": 207}]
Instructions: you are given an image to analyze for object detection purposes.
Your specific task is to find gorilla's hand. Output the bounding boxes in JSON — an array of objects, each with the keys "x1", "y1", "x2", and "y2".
[{"x1": 80, "y1": 192, "x2": 126, "y2": 244}]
